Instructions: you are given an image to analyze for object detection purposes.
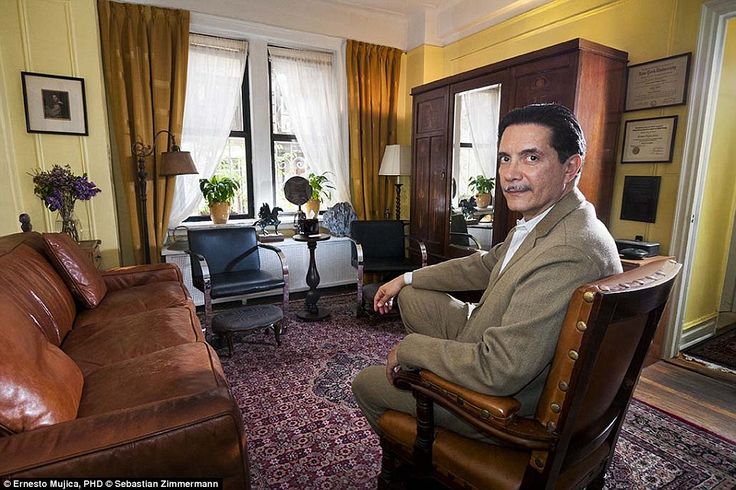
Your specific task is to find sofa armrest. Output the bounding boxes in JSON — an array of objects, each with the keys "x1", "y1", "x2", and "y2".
[
  {"x1": 102, "y1": 263, "x2": 183, "y2": 291},
  {"x1": 0, "y1": 388, "x2": 249, "y2": 485}
]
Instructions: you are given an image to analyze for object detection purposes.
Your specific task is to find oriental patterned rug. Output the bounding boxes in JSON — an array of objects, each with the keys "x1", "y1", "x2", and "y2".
[
  {"x1": 682, "y1": 327, "x2": 736, "y2": 374},
  {"x1": 214, "y1": 294, "x2": 736, "y2": 489}
]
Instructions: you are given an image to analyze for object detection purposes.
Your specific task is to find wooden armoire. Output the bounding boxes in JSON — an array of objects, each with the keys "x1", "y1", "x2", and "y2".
[{"x1": 409, "y1": 39, "x2": 628, "y2": 263}]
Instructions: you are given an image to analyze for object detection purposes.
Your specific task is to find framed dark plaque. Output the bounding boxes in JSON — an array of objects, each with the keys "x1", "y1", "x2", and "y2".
[{"x1": 621, "y1": 176, "x2": 661, "y2": 223}]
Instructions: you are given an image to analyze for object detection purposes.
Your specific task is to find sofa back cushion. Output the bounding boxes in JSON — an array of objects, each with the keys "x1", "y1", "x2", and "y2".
[
  {"x1": 0, "y1": 244, "x2": 76, "y2": 345},
  {"x1": 43, "y1": 233, "x2": 107, "y2": 308},
  {"x1": 0, "y1": 299, "x2": 83, "y2": 435}
]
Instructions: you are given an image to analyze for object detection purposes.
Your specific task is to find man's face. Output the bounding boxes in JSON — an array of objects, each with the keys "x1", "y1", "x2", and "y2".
[{"x1": 497, "y1": 123, "x2": 581, "y2": 220}]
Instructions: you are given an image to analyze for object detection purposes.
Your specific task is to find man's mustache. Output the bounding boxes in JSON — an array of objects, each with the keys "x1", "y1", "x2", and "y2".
[{"x1": 503, "y1": 184, "x2": 531, "y2": 192}]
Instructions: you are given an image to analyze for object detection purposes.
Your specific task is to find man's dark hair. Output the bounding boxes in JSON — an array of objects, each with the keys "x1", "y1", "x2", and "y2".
[{"x1": 498, "y1": 103, "x2": 586, "y2": 163}]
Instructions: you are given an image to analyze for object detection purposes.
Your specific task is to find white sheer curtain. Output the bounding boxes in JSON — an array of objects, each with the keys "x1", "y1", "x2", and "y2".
[
  {"x1": 454, "y1": 85, "x2": 501, "y2": 200},
  {"x1": 169, "y1": 34, "x2": 247, "y2": 227},
  {"x1": 268, "y1": 46, "x2": 349, "y2": 204}
]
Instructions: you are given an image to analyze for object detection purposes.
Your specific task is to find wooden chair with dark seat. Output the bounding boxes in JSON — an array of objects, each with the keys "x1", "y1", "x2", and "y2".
[
  {"x1": 378, "y1": 259, "x2": 681, "y2": 489},
  {"x1": 349, "y1": 220, "x2": 427, "y2": 316},
  {"x1": 186, "y1": 226, "x2": 289, "y2": 334}
]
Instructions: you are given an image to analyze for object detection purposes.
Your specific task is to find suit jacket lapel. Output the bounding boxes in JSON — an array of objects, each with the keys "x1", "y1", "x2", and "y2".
[{"x1": 492, "y1": 189, "x2": 586, "y2": 282}]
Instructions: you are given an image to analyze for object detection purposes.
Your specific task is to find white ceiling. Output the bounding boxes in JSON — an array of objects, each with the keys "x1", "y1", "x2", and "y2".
[{"x1": 129, "y1": 0, "x2": 552, "y2": 50}]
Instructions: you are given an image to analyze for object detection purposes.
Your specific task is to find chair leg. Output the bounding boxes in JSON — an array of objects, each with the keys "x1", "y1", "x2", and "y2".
[
  {"x1": 281, "y1": 285, "x2": 289, "y2": 335},
  {"x1": 225, "y1": 332, "x2": 234, "y2": 357},
  {"x1": 379, "y1": 440, "x2": 398, "y2": 490},
  {"x1": 586, "y1": 468, "x2": 606, "y2": 489},
  {"x1": 274, "y1": 321, "x2": 282, "y2": 346}
]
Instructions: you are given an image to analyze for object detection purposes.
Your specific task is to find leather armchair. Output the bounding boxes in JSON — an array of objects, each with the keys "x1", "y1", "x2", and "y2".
[
  {"x1": 450, "y1": 213, "x2": 481, "y2": 249},
  {"x1": 187, "y1": 226, "x2": 289, "y2": 333},
  {"x1": 348, "y1": 220, "x2": 427, "y2": 316},
  {"x1": 378, "y1": 259, "x2": 681, "y2": 489}
]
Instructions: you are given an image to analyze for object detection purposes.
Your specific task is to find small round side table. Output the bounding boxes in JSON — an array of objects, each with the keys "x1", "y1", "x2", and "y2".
[{"x1": 293, "y1": 233, "x2": 331, "y2": 321}]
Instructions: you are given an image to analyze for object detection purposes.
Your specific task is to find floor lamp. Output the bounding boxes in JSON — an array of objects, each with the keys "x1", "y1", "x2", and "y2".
[
  {"x1": 379, "y1": 145, "x2": 411, "y2": 221},
  {"x1": 131, "y1": 129, "x2": 197, "y2": 264}
]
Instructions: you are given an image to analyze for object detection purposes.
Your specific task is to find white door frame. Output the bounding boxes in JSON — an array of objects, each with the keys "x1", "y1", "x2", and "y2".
[{"x1": 664, "y1": 0, "x2": 736, "y2": 357}]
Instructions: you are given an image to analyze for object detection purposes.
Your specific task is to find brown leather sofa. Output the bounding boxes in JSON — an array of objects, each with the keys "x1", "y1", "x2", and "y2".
[{"x1": 0, "y1": 232, "x2": 249, "y2": 487}]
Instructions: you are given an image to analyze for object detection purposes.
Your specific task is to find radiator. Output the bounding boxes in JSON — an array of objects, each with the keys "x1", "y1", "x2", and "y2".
[{"x1": 162, "y1": 236, "x2": 356, "y2": 306}]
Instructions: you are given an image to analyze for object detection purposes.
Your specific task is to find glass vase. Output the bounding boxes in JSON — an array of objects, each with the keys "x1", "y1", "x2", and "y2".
[{"x1": 56, "y1": 203, "x2": 81, "y2": 242}]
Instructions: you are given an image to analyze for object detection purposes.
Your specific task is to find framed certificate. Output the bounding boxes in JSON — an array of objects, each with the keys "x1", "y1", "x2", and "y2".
[
  {"x1": 621, "y1": 116, "x2": 677, "y2": 163},
  {"x1": 624, "y1": 53, "x2": 691, "y2": 111}
]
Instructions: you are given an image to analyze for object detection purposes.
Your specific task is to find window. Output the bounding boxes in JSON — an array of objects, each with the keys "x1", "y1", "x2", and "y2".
[{"x1": 193, "y1": 74, "x2": 254, "y2": 219}]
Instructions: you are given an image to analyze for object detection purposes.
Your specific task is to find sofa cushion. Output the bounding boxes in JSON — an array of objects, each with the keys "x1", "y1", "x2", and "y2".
[
  {"x1": 77, "y1": 342, "x2": 227, "y2": 417},
  {"x1": 43, "y1": 233, "x2": 107, "y2": 308},
  {"x1": 0, "y1": 244, "x2": 76, "y2": 345},
  {"x1": 74, "y1": 281, "x2": 192, "y2": 329},
  {"x1": 63, "y1": 307, "x2": 204, "y2": 376},
  {"x1": 0, "y1": 301, "x2": 83, "y2": 434}
]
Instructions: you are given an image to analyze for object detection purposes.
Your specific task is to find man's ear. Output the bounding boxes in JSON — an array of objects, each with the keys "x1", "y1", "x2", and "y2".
[{"x1": 563, "y1": 154, "x2": 583, "y2": 184}]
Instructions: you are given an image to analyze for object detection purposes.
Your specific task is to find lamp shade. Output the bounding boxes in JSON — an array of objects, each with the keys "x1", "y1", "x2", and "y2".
[
  {"x1": 379, "y1": 145, "x2": 411, "y2": 176},
  {"x1": 160, "y1": 150, "x2": 198, "y2": 176}
]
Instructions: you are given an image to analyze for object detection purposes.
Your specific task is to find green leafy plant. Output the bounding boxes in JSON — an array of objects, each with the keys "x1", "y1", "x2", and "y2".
[
  {"x1": 307, "y1": 171, "x2": 335, "y2": 203},
  {"x1": 468, "y1": 175, "x2": 495, "y2": 195},
  {"x1": 199, "y1": 175, "x2": 240, "y2": 206}
]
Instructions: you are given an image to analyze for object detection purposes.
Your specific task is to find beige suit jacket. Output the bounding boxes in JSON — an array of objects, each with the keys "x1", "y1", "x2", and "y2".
[{"x1": 397, "y1": 188, "x2": 622, "y2": 414}]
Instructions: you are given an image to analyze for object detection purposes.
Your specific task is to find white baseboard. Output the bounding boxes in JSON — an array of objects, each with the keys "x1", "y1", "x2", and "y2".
[{"x1": 679, "y1": 318, "x2": 717, "y2": 350}]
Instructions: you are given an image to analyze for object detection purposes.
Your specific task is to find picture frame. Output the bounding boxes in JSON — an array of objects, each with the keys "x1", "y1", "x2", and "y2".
[
  {"x1": 621, "y1": 116, "x2": 677, "y2": 163},
  {"x1": 21, "y1": 71, "x2": 88, "y2": 136},
  {"x1": 621, "y1": 176, "x2": 661, "y2": 223},
  {"x1": 624, "y1": 53, "x2": 691, "y2": 112}
]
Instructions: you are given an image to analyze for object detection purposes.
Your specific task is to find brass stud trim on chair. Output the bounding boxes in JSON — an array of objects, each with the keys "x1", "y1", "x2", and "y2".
[
  {"x1": 576, "y1": 321, "x2": 587, "y2": 331},
  {"x1": 480, "y1": 409, "x2": 491, "y2": 419},
  {"x1": 568, "y1": 350, "x2": 579, "y2": 360},
  {"x1": 583, "y1": 291, "x2": 595, "y2": 303},
  {"x1": 550, "y1": 403, "x2": 561, "y2": 413},
  {"x1": 546, "y1": 421, "x2": 557, "y2": 432},
  {"x1": 535, "y1": 458, "x2": 544, "y2": 468},
  {"x1": 558, "y1": 381, "x2": 569, "y2": 392}
]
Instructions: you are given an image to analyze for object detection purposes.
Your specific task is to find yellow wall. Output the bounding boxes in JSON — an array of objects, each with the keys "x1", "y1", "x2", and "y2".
[
  {"x1": 0, "y1": 0, "x2": 119, "y2": 267},
  {"x1": 683, "y1": 18, "x2": 736, "y2": 330},
  {"x1": 401, "y1": 0, "x2": 703, "y2": 256}
]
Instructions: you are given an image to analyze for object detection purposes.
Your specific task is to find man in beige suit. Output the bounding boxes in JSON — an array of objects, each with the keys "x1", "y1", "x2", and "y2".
[{"x1": 352, "y1": 103, "x2": 622, "y2": 440}]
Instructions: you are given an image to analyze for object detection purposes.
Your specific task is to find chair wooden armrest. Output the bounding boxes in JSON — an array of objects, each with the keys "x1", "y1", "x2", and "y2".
[{"x1": 393, "y1": 369, "x2": 555, "y2": 450}]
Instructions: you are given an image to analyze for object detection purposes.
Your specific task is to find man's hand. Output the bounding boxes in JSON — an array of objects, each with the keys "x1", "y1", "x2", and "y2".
[
  {"x1": 385, "y1": 343, "x2": 400, "y2": 384},
  {"x1": 374, "y1": 275, "x2": 406, "y2": 315}
]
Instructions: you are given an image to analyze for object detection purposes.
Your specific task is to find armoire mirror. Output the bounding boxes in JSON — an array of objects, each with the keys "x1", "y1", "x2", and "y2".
[{"x1": 449, "y1": 84, "x2": 501, "y2": 252}]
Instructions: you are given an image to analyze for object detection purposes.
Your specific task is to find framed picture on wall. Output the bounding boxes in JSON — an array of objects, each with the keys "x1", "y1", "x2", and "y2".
[
  {"x1": 621, "y1": 116, "x2": 678, "y2": 163},
  {"x1": 624, "y1": 53, "x2": 691, "y2": 111},
  {"x1": 621, "y1": 176, "x2": 661, "y2": 223},
  {"x1": 21, "y1": 72, "x2": 88, "y2": 136}
]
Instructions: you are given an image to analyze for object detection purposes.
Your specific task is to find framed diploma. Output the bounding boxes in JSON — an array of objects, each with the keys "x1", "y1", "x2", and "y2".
[
  {"x1": 621, "y1": 116, "x2": 677, "y2": 163},
  {"x1": 624, "y1": 53, "x2": 691, "y2": 111}
]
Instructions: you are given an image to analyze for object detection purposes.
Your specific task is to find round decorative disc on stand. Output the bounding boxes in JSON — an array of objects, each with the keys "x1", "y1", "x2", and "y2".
[{"x1": 284, "y1": 176, "x2": 312, "y2": 206}]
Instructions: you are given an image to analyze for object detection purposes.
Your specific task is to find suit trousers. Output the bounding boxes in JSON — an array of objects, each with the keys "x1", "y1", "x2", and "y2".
[{"x1": 352, "y1": 285, "x2": 492, "y2": 442}]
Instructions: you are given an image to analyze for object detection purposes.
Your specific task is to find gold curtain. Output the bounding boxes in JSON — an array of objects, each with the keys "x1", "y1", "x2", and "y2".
[
  {"x1": 97, "y1": 0, "x2": 189, "y2": 264},
  {"x1": 346, "y1": 40, "x2": 402, "y2": 221}
]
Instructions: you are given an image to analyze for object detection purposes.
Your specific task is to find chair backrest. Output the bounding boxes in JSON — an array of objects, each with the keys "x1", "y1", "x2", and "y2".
[
  {"x1": 450, "y1": 213, "x2": 471, "y2": 247},
  {"x1": 533, "y1": 259, "x2": 681, "y2": 485},
  {"x1": 188, "y1": 227, "x2": 260, "y2": 275},
  {"x1": 350, "y1": 220, "x2": 405, "y2": 260}
]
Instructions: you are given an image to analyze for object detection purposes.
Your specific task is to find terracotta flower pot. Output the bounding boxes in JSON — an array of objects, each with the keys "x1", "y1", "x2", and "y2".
[
  {"x1": 304, "y1": 199, "x2": 321, "y2": 219},
  {"x1": 475, "y1": 193, "x2": 491, "y2": 209},
  {"x1": 209, "y1": 202, "x2": 231, "y2": 224}
]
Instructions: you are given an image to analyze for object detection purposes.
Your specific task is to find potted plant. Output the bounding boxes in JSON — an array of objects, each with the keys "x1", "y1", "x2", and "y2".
[
  {"x1": 469, "y1": 175, "x2": 495, "y2": 209},
  {"x1": 199, "y1": 175, "x2": 240, "y2": 224},
  {"x1": 304, "y1": 171, "x2": 335, "y2": 218}
]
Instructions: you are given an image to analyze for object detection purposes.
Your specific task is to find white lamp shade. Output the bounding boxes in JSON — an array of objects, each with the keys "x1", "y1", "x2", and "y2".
[{"x1": 379, "y1": 145, "x2": 411, "y2": 176}]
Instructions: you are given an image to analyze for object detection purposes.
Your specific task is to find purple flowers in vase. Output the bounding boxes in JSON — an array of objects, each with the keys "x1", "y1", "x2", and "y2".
[{"x1": 31, "y1": 164, "x2": 101, "y2": 242}]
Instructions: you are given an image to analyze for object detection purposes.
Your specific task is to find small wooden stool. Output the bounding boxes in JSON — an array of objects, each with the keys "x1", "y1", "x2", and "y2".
[{"x1": 211, "y1": 305, "x2": 283, "y2": 356}]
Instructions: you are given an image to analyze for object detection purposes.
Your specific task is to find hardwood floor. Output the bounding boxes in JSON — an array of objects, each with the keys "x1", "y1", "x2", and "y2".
[{"x1": 634, "y1": 361, "x2": 736, "y2": 442}]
